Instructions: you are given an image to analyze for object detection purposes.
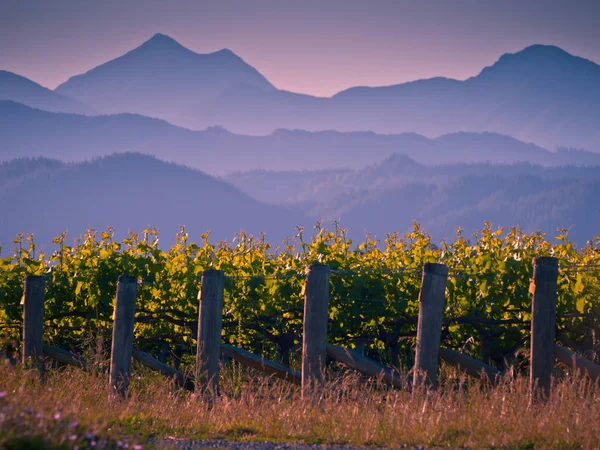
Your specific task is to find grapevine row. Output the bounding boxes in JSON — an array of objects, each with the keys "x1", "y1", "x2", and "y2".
[{"x1": 1, "y1": 222, "x2": 599, "y2": 369}]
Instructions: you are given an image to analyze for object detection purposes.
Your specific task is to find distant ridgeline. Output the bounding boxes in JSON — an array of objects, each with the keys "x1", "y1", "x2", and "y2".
[
  {"x1": 2, "y1": 36, "x2": 600, "y2": 151},
  {"x1": 1, "y1": 153, "x2": 599, "y2": 248},
  {"x1": 2, "y1": 100, "x2": 600, "y2": 173},
  {"x1": 2, "y1": 34, "x2": 600, "y2": 249}
]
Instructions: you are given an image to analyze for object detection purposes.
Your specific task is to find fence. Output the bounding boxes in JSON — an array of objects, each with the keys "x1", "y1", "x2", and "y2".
[{"x1": 19, "y1": 257, "x2": 600, "y2": 399}]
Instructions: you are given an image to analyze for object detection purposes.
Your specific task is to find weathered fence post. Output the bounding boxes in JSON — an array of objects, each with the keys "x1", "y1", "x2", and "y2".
[
  {"x1": 530, "y1": 256, "x2": 558, "y2": 398},
  {"x1": 196, "y1": 269, "x2": 225, "y2": 394},
  {"x1": 302, "y1": 263, "x2": 330, "y2": 393},
  {"x1": 413, "y1": 263, "x2": 448, "y2": 388},
  {"x1": 22, "y1": 275, "x2": 45, "y2": 372},
  {"x1": 109, "y1": 275, "x2": 138, "y2": 398}
]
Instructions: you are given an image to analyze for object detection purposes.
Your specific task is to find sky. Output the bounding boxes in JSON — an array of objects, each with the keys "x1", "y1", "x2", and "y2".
[{"x1": 1, "y1": 0, "x2": 600, "y2": 97}]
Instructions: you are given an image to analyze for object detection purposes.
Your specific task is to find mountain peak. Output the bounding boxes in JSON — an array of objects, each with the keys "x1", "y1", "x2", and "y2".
[
  {"x1": 137, "y1": 33, "x2": 190, "y2": 52},
  {"x1": 472, "y1": 44, "x2": 600, "y2": 83},
  {"x1": 515, "y1": 44, "x2": 572, "y2": 58},
  {"x1": 212, "y1": 48, "x2": 240, "y2": 58},
  {"x1": 0, "y1": 72, "x2": 89, "y2": 114},
  {"x1": 137, "y1": 35, "x2": 241, "y2": 60},
  {"x1": 493, "y1": 44, "x2": 582, "y2": 67},
  {"x1": 54, "y1": 32, "x2": 276, "y2": 120},
  {"x1": 149, "y1": 32, "x2": 174, "y2": 41}
]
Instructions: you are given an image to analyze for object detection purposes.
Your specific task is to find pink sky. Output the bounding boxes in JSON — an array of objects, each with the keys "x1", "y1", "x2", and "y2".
[{"x1": 1, "y1": 0, "x2": 599, "y2": 97}]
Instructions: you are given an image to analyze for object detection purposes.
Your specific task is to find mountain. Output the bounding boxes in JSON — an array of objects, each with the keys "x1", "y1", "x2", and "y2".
[
  {"x1": 227, "y1": 154, "x2": 600, "y2": 205},
  {"x1": 219, "y1": 45, "x2": 600, "y2": 149},
  {"x1": 2, "y1": 152, "x2": 599, "y2": 249},
  {"x1": 0, "y1": 153, "x2": 304, "y2": 249},
  {"x1": 314, "y1": 175, "x2": 600, "y2": 246},
  {"x1": 4, "y1": 101, "x2": 600, "y2": 174},
  {"x1": 0, "y1": 70, "x2": 89, "y2": 114},
  {"x1": 225, "y1": 155, "x2": 600, "y2": 245},
  {"x1": 54, "y1": 37, "x2": 599, "y2": 150},
  {"x1": 55, "y1": 33, "x2": 275, "y2": 126}
]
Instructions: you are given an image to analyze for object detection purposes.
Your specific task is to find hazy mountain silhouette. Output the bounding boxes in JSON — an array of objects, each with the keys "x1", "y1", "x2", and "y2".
[
  {"x1": 213, "y1": 45, "x2": 600, "y2": 150},
  {"x1": 55, "y1": 33, "x2": 275, "y2": 126},
  {"x1": 0, "y1": 70, "x2": 89, "y2": 114},
  {"x1": 228, "y1": 155, "x2": 600, "y2": 245},
  {"x1": 3, "y1": 101, "x2": 600, "y2": 173},
  {"x1": 0, "y1": 153, "x2": 304, "y2": 249},
  {"x1": 227, "y1": 154, "x2": 600, "y2": 205},
  {"x1": 52, "y1": 36, "x2": 599, "y2": 150},
  {"x1": 2, "y1": 152, "x2": 599, "y2": 248},
  {"x1": 314, "y1": 175, "x2": 600, "y2": 246}
]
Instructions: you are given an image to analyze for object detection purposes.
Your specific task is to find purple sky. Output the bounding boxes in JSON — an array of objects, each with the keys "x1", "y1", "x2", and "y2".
[{"x1": 1, "y1": 0, "x2": 599, "y2": 97}]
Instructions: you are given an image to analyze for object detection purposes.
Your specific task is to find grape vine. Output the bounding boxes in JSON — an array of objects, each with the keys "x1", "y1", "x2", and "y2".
[{"x1": 1, "y1": 222, "x2": 598, "y2": 369}]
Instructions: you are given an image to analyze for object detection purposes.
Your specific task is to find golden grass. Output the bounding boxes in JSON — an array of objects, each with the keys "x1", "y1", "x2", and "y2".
[{"x1": 1, "y1": 360, "x2": 599, "y2": 449}]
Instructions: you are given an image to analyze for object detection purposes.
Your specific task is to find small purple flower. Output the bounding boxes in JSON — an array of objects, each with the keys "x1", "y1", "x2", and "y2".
[
  {"x1": 70, "y1": 421, "x2": 79, "y2": 428},
  {"x1": 54, "y1": 412, "x2": 61, "y2": 420},
  {"x1": 133, "y1": 445, "x2": 143, "y2": 450},
  {"x1": 0, "y1": 391, "x2": 7, "y2": 399},
  {"x1": 69, "y1": 434, "x2": 78, "y2": 441}
]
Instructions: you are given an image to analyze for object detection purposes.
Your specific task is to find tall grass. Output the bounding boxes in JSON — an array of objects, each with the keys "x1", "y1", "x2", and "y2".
[{"x1": 1, "y1": 360, "x2": 599, "y2": 449}]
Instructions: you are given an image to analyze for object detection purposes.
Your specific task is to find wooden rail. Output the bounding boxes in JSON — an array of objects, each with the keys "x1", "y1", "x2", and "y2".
[
  {"x1": 132, "y1": 348, "x2": 194, "y2": 391},
  {"x1": 326, "y1": 343, "x2": 404, "y2": 389},
  {"x1": 221, "y1": 344, "x2": 301, "y2": 385},
  {"x1": 439, "y1": 347, "x2": 501, "y2": 383},
  {"x1": 555, "y1": 344, "x2": 600, "y2": 381}
]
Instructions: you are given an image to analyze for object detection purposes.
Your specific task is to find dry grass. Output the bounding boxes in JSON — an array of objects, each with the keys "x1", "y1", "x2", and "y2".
[{"x1": 1, "y1": 360, "x2": 599, "y2": 449}]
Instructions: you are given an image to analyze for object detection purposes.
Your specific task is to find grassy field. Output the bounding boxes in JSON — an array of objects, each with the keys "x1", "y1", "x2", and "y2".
[{"x1": 1, "y1": 360, "x2": 599, "y2": 449}]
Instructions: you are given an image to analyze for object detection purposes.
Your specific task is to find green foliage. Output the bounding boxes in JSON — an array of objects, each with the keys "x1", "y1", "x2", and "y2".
[{"x1": 1, "y1": 222, "x2": 599, "y2": 368}]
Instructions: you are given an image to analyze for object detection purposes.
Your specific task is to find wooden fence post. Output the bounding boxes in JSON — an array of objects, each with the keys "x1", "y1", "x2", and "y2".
[
  {"x1": 413, "y1": 263, "x2": 448, "y2": 388},
  {"x1": 302, "y1": 263, "x2": 330, "y2": 392},
  {"x1": 22, "y1": 275, "x2": 45, "y2": 372},
  {"x1": 109, "y1": 275, "x2": 138, "y2": 398},
  {"x1": 196, "y1": 269, "x2": 225, "y2": 394},
  {"x1": 530, "y1": 256, "x2": 558, "y2": 398}
]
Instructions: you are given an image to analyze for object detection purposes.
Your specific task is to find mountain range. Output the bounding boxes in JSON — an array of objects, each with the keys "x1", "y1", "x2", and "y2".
[
  {"x1": 227, "y1": 154, "x2": 600, "y2": 245},
  {"x1": 0, "y1": 70, "x2": 89, "y2": 115},
  {"x1": 0, "y1": 153, "x2": 302, "y2": 249},
  {"x1": 1, "y1": 33, "x2": 600, "y2": 247},
  {"x1": 1, "y1": 153, "x2": 598, "y2": 249},
  {"x1": 2, "y1": 101, "x2": 600, "y2": 174},
  {"x1": 2, "y1": 34, "x2": 598, "y2": 151},
  {"x1": 227, "y1": 155, "x2": 600, "y2": 205},
  {"x1": 54, "y1": 33, "x2": 275, "y2": 125}
]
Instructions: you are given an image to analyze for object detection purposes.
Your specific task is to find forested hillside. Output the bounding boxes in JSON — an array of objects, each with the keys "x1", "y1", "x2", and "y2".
[
  {"x1": 0, "y1": 153, "x2": 303, "y2": 249},
  {"x1": 228, "y1": 156, "x2": 600, "y2": 244},
  {"x1": 2, "y1": 153, "x2": 600, "y2": 249}
]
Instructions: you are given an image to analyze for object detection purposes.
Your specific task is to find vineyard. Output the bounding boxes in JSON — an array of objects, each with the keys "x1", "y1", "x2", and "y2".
[{"x1": 1, "y1": 222, "x2": 599, "y2": 371}]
